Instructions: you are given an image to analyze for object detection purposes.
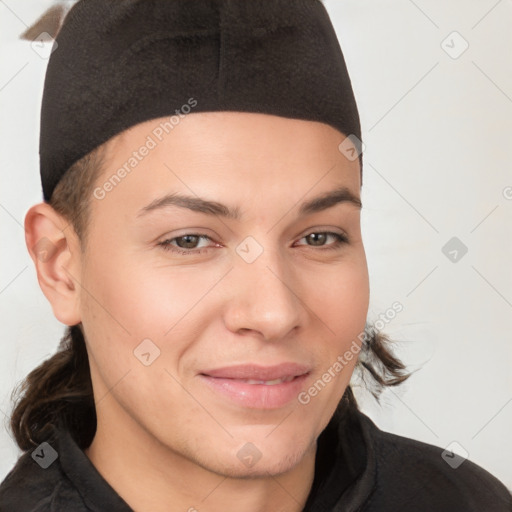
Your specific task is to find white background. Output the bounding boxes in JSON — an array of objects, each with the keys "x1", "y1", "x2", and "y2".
[{"x1": 1, "y1": 0, "x2": 511, "y2": 489}]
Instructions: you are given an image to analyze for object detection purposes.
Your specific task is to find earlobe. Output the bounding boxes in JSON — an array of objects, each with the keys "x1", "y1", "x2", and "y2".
[{"x1": 24, "y1": 202, "x2": 82, "y2": 326}]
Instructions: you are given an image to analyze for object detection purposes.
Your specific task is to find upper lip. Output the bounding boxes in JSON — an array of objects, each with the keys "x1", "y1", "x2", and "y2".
[{"x1": 200, "y1": 363, "x2": 310, "y2": 381}]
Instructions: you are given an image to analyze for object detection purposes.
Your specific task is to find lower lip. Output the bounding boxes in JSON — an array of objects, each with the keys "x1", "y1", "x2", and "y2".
[{"x1": 199, "y1": 373, "x2": 310, "y2": 409}]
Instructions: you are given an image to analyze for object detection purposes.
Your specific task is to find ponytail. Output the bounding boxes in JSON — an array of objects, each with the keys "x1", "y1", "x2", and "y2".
[{"x1": 9, "y1": 324, "x2": 96, "y2": 451}]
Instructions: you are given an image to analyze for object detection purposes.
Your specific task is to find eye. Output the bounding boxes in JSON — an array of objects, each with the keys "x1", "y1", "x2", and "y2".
[
  {"x1": 295, "y1": 231, "x2": 349, "y2": 250},
  {"x1": 157, "y1": 230, "x2": 349, "y2": 256},
  {"x1": 158, "y1": 234, "x2": 215, "y2": 255}
]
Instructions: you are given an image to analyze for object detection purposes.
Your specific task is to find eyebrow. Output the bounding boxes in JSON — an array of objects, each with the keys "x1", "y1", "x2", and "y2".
[{"x1": 136, "y1": 185, "x2": 362, "y2": 220}]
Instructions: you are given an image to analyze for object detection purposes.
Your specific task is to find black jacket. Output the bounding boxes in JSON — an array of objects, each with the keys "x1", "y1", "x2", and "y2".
[{"x1": 1, "y1": 404, "x2": 511, "y2": 511}]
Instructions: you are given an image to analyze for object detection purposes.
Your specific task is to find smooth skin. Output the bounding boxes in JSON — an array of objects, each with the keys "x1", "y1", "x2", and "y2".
[{"x1": 25, "y1": 112, "x2": 370, "y2": 512}]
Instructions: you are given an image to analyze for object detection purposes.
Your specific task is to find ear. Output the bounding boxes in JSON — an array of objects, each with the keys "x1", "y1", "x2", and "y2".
[{"x1": 24, "y1": 202, "x2": 82, "y2": 326}]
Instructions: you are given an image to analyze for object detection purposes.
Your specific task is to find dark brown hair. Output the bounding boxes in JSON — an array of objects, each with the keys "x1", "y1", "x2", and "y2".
[{"x1": 9, "y1": 145, "x2": 410, "y2": 451}]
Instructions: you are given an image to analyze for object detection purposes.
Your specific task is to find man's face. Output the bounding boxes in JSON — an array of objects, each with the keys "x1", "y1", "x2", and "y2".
[{"x1": 78, "y1": 111, "x2": 369, "y2": 477}]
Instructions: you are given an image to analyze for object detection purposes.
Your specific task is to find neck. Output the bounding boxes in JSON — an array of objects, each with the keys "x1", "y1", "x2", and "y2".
[{"x1": 85, "y1": 399, "x2": 317, "y2": 512}]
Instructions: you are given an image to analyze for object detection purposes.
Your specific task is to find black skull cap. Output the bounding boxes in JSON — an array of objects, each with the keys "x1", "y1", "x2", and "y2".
[{"x1": 39, "y1": 0, "x2": 362, "y2": 201}]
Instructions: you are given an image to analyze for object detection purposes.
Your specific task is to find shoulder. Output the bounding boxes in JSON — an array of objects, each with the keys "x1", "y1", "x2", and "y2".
[
  {"x1": 358, "y1": 412, "x2": 512, "y2": 512},
  {"x1": 0, "y1": 446, "x2": 88, "y2": 512}
]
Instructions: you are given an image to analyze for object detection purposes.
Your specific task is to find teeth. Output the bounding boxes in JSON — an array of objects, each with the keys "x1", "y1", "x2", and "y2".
[{"x1": 241, "y1": 376, "x2": 295, "y2": 385}]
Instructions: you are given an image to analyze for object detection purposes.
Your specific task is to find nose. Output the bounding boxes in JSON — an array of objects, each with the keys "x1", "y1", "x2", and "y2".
[{"x1": 222, "y1": 246, "x2": 303, "y2": 341}]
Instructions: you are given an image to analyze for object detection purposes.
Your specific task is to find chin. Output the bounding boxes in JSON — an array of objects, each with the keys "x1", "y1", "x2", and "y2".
[{"x1": 193, "y1": 438, "x2": 313, "y2": 480}]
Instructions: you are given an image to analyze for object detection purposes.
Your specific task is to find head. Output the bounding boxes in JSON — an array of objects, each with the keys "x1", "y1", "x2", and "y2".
[
  {"x1": 16, "y1": 111, "x2": 408, "y2": 478},
  {"x1": 10, "y1": 0, "x2": 409, "y2": 480}
]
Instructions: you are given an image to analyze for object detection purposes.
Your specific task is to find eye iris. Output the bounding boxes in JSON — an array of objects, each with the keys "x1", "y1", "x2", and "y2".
[
  {"x1": 306, "y1": 233, "x2": 327, "y2": 246},
  {"x1": 177, "y1": 235, "x2": 200, "y2": 248}
]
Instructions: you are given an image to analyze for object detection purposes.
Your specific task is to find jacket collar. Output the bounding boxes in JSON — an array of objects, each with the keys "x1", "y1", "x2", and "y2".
[{"x1": 304, "y1": 398, "x2": 378, "y2": 511}]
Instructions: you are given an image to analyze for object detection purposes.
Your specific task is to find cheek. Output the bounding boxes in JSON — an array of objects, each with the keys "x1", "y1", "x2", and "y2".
[
  {"x1": 307, "y1": 255, "x2": 369, "y2": 340},
  {"x1": 300, "y1": 256, "x2": 369, "y2": 403},
  {"x1": 79, "y1": 242, "x2": 223, "y2": 366},
  {"x1": 81, "y1": 242, "x2": 164, "y2": 330},
  {"x1": 79, "y1": 242, "x2": 159, "y2": 373}
]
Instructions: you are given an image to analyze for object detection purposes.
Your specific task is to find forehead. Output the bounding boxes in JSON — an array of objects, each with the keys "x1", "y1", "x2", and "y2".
[
  {"x1": 104, "y1": 111, "x2": 359, "y2": 165},
  {"x1": 93, "y1": 112, "x2": 361, "y2": 215}
]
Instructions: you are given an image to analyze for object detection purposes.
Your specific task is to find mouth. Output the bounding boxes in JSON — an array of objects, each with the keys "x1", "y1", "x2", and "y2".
[
  {"x1": 198, "y1": 363, "x2": 311, "y2": 409},
  {"x1": 226, "y1": 376, "x2": 297, "y2": 385}
]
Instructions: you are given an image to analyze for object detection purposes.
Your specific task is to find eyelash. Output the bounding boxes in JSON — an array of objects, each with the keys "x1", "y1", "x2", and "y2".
[{"x1": 157, "y1": 231, "x2": 349, "y2": 256}]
